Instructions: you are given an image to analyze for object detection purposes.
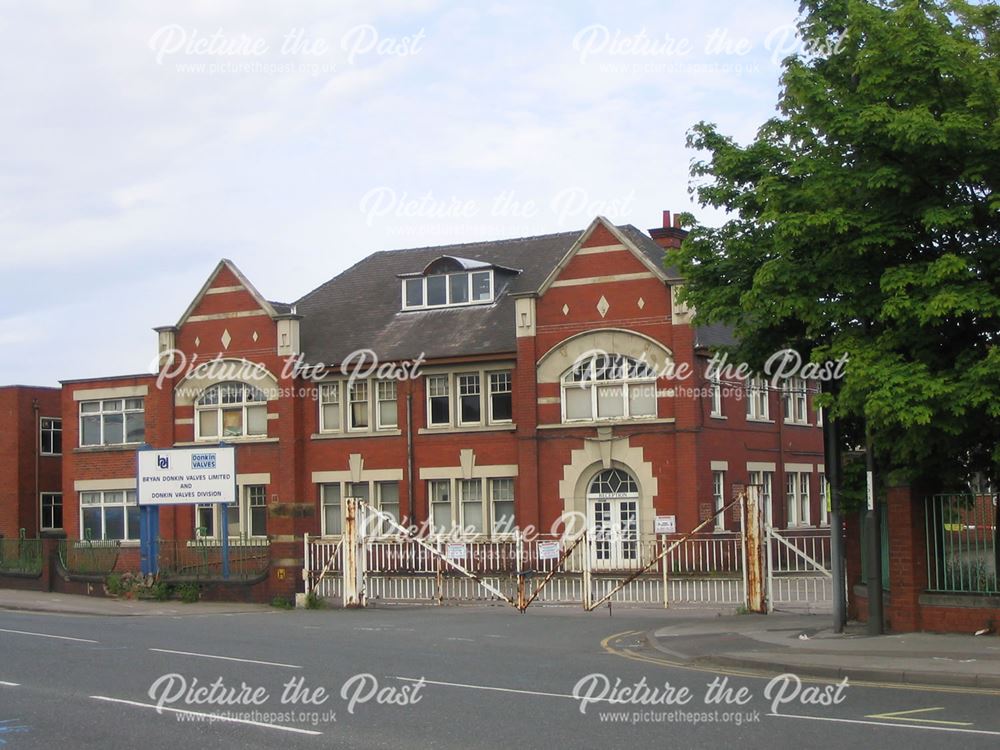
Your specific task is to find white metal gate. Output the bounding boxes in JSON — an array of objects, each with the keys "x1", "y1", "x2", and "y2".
[
  {"x1": 765, "y1": 524, "x2": 833, "y2": 611},
  {"x1": 301, "y1": 495, "x2": 834, "y2": 611}
]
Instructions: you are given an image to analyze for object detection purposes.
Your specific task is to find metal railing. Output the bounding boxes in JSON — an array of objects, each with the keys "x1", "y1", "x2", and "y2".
[
  {"x1": 359, "y1": 532, "x2": 744, "y2": 577},
  {"x1": 926, "y1": 493, "x2": 998, "y2": 594},
  {"x1": 769, "y1": 530, "x2": 832, "y2": 574},
  {"x1": 0, "y1": 537, "x2": 43, "y2": 575},
  {"x1": 158, "y1": 537, "x2": 271, "y2": 581},
  {"x1": 59, "y1": 539, "x2": 121, "y2": 576}
]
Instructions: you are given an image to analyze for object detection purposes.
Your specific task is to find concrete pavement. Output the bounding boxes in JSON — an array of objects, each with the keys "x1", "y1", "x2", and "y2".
[
  {"x1": 0, "y1": 588, "x2": 270, "y2": 617},
  {"x1": 649, "y1": 613, "x2": 1000, "y2": 689}
]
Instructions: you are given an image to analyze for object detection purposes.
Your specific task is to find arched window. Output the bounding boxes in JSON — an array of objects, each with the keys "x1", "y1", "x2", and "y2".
[
  {"x1": 562, "y1": 354, "x2": 657, "y2": 422},
  {"x1": 195, "y1": 382, "x2": 268, "y2": 440},
  {"x1": 588, "y1": 468, "x2": 639, "y2": 496}
]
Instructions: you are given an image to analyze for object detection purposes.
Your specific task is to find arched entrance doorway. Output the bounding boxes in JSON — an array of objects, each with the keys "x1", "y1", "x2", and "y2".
[{"x1": 587, "y1": 468, "x2": 639, "y2": 569}]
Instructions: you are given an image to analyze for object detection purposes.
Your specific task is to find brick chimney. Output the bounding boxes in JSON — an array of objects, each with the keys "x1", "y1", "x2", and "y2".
[{"x1": 648, "y1": 210, "x2": 687, "y2": 249}]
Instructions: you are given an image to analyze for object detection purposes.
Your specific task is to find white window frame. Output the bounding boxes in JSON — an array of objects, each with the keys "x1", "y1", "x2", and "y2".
[
  {"x1": 426, "y1": 477, "x2": 509, "y2": 537},
  {"x1": 401, "y1": 269, "x2": 495, "y2": 311},
  {"x1": 782, "y1": 377, "x2": 810, "y2": 425},
  {"x1": 490, "y1": 477, "x2": 516, "y2": 536},
  {"x1": 709, "y1": 371, "x2": 723, "y2": 417},
  {"x1": 488, "y1": 371, "x2": 513, "y2": 423},
  {"x1": 40, "y1": 492, "x2": 62, "y2": 530},
  {"x1": 712, "y1": 470, "x2": 725, "y2": 530},
  {"x1": 748, "y1": 470, "x2": 774, "y2": 527},
  {"x1": 561, "y1": 354, "x2": 658, "y2": 424},
  {"x1": 819, "y1": 473, "x2": 829, "y2": 526},
  {"x1": 319, "y1": 480, "x2": 401, "y2": 537},
  {"x1": 348, "y1": 380, "x2": 370, "y2": 432},
  {"x1": 319, "y1": 382, "x2": 341, "y2": 433},
  {"x1": 80, "y1": 489, "x2": 139, "y2": 541},
  {"x1": 785, "y1": 471, "x2": 812, "y2": 528},
  {"x1": 428, "y1": 479, "x2": 453, "y2": 533},
  {"x1": 458, "y1": 478, "x2": 485, "y2": 534},
  {"x1": 196, "y1": 485, "x2": 268, "y2": 540},
  {"x1": 79, "y1": 399, "x2": 145, "y2": 447},
  {"x1": 745, "y1": 377, "x2": 769, "y2": 421},
  {"x1": 40, "y1": 417, "x2": 62, "y2": 455},
  {"x1": 457, "y1": 373, "x2": 483, "y2": 426},
  {"x1": 426, "y1": 369, "x2": 514, "y2": 429},
  {"x1": 194, "y1": 382, "x2": 267, "y2": 441},
  {"x1": 426, "y1": 375, "x2": 452, "y2": 427},
  {"x1": 376, "y1": 380, "x2": 398, "y2": 430},
  {"x1": 320, "y1": 483, "x2": 342, "y2": 536}
]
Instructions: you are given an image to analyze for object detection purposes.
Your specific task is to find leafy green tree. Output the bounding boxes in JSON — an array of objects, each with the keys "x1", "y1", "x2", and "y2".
[{"x1": 674, "y1": 0, "x2": 1000, "y2": 487}]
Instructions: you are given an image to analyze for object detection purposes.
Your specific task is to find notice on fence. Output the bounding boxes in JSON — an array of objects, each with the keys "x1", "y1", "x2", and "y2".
[
  {"x1": 537, "y1": 541, "x2": 561, "y2": 560},
  {"x1": 446, "y1": 543, "x2": 467, "y2": 560},
  {"x1": 654, "y1": 515, "x2": 677, "y2": 534}
]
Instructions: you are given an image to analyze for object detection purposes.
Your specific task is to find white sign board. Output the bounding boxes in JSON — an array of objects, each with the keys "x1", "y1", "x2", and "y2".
[
  {"x1": 446, "y1": 543, "x2": 467, "y2": 560},
  {"x1": 654, "y1": 515, "x2": 677, "y2": 535},
  {"x1": 137, "y1": 447, "x2": 236, "y2": 506},
  {"x1": 537, "y1": 541, "x2": 561, "y2": 561}
]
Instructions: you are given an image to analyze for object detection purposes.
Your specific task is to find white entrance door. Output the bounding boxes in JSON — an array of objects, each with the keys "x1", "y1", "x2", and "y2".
[{"x1": 587, "y1": 469, "x2": 640, "y2": 570}]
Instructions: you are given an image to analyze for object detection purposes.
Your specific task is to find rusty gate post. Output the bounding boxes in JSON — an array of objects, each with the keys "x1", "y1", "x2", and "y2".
[
  {"x1": 581, "y1": 529, "x2": 592, "y2": 610},
  {"x1": 435, "y1": 540, "x2": 444, "y2": 605},
  {"x1": 515, "y1": 529, "x2": 526, "y2": 612},
  {"x1": 744, "y1": 487, "x2": 766, "y2": 613},
  {"x1": 342, "y1": 498, "x2": 366, "y2": 608}
]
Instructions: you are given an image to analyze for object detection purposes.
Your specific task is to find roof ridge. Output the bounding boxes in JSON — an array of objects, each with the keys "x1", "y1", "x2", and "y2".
[{"x1": 365, "y1": 227, "x2": 585, "y2": 257}]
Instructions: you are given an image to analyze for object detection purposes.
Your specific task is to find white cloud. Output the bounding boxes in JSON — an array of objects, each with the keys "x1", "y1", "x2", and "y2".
[{"x1": 0, "y1": 0, "x2": 801, "y2": 384}]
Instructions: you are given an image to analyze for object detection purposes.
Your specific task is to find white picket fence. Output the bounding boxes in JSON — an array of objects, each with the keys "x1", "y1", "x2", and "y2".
[{"x1": 304, "y1": 529, "x2": 832, "y2": 609}]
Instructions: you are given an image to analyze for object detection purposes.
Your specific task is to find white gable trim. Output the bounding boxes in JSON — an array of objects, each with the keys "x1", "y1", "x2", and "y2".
[
  {"x1": 175, "y1": 259, "x2": 279, "y2": 328},
  {"x1": 535, "y1": 216, "x2": 668, "y2": 297}
]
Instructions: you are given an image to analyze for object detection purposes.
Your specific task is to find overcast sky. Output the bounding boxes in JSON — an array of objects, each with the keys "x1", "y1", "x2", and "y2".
[{"x1": 0, "y1": 0, "x2": 804, "y2": 386}]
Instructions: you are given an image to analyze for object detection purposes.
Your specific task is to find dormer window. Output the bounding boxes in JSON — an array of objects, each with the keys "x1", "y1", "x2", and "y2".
[{"x1": 401, "y1": 256, "x2": 499, "y2": 310}]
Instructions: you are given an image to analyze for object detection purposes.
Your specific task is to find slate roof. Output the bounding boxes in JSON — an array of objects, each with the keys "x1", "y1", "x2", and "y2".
[{"x1": 294, "y1": 223, "x2": 685, "y2": 366}]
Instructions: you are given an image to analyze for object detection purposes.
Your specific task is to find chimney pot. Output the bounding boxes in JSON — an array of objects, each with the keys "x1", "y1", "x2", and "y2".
[
  {"x1": 662, "y1": 210, "x2": 671, "y2": 229},
  {"x1": 673, "y1": 213, "x2": 682, "y2": 228}
]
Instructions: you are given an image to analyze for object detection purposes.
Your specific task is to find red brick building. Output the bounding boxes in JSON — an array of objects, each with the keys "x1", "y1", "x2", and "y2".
[
  {"x1": 0, "y1": 385, "x2": 63, "y2": 539},
  {"x1": 57, "y1": 213, "x2": 825, "y2": 597}
]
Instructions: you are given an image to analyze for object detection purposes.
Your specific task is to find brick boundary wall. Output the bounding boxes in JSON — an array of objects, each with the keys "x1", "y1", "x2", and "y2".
[{"x1": 848, "y1": 484, "x2": 1000, "y2": 634}]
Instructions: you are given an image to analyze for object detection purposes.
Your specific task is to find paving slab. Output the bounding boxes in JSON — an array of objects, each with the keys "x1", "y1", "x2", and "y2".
[{"x1": 648, "y1": 612, "x2": 1000, "y2": 689}]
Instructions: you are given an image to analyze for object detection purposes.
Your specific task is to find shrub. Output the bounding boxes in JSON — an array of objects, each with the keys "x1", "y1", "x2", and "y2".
[
  {"x1": 270, "y1": 595, "x2": 294, "y2": 610},
  {"x1": 304, "y1": 591, "x2": 324, "y2": 610},
  {"x1": 177, "y1": 583, "x2": 201, "y2": 603}
]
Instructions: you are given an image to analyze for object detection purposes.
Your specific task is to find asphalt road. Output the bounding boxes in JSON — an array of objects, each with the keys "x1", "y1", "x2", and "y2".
[{"x1": 1, "y1": 604, "x2": 998, "y2": 749}]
